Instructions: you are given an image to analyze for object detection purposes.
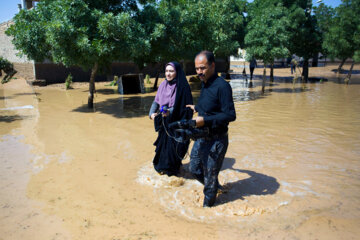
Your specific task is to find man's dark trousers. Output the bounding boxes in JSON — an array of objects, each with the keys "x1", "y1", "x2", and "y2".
[{"x1": 189, "y1": 134, "x2": 229, "y2": 206}]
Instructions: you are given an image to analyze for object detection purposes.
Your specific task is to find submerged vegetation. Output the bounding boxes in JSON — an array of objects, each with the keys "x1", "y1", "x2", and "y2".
[{"x1": 65, "y1": 74, "x2": 73, "y2": 90}]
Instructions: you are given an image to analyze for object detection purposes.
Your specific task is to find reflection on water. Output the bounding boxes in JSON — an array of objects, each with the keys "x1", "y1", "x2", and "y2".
[
  {"x1": 229, "y1": 78, "x2": 263, "y2": 101},
  {"x1": 72, "y1": 95, "x2": 153, "y2": 118}
]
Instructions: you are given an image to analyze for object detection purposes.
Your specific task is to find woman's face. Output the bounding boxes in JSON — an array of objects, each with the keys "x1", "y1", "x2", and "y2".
[{"x1": 165, "y1": 65, "x2": 176, "y2": 81}]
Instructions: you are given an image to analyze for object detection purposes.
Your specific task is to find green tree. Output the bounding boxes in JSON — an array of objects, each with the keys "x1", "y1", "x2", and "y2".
[
  {"x1": 203, "y1": 0, "x2": 246, "y2": 78},
  {"x1": 323, "y1": 0, "x2": 360, "y2": 75},
  {"x1": 245, "y1": 0, "x2": 290, "y2": 92},
  {"x1": 286, "y1": 0, "x2": 322, "y2": 82},
  {"x1": 6, "y1": 0, "x2": 150, "y2": 108},
  {"x1": 136, "y1": 0, "x2": 246, "y2": 88},
  {"x1": 313, "y1": 3, "x2": 335, "y2": 66}
]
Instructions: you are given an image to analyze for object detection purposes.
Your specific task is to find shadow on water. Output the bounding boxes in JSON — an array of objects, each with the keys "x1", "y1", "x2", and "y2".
[
  {"x1": 180, "y1": 158, "x2": 280, "y2": 206},
  {"x1": 0, "y1": 93, "x2": 39, "y2": 101},
  {"x1": 217, "y1": 158, "x2": 280, "y2": 205},
  {"x1": 330, "y1": 77, "x2": 360, "y2": 85},
  {"x1": 87, "y1": 88, "x2": 157, "y2": 95},
  {"x1": 331, "y1": 69, "x2": 360, "y2": 74},
  {"x1": 95, "y1": 89, "x2": 118, "y2": 95},
  {"x1": 268, "y1": 87, "x2": 311, "y2": 93},
  {"x1": 13, "y1": 92, "x2": 40, "y2": 96},
  {"x1": 0, "y1": 115, "x2": 29, "y2": 123},
  {"x1": 72, "y1": 95, "x2": 155, "y2": 118}
]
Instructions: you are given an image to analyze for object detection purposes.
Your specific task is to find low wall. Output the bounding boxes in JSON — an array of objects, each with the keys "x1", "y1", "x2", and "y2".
[
  {"x1": 34, "y1": 59, "x2": 228, "y2": 84},
  {"x1": 13, "y1": 63, "x2": 34, "y2": 79},
  {"x1": 34, "y1": 62, "x2": 145, "y2": 84}
]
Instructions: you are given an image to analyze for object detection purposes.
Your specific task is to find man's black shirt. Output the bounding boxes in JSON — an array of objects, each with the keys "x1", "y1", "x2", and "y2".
[{"x1": 195, "y1": 73, "x2": 236, "y2": 133}]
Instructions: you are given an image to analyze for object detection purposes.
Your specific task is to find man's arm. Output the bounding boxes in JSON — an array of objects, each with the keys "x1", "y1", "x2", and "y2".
[
  {"x1": 203, "y1": 82, "x2": 236, "y2": 128},
  {"x1": 186, "y1": 105, "x2": 204, "y2": 127}
]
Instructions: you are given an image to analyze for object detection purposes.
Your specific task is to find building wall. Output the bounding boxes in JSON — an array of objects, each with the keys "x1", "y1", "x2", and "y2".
[{"x1": 0, "y1": 20, "x2": 35, "y2": 78}]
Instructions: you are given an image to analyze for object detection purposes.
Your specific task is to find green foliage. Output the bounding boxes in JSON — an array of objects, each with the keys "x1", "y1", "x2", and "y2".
[
  {"x1": 104, "y1": 75, "x2": 118, "y2": 86},
  {"x1": 5, "y1": 6, "x2": 50, "y2": 62},
  {"x1": 313, "y1": 3, "x2": 335, "y2": 56},
  {"x1": 6, "y1": 0, "x2": 152, "y2": 107},
  {"x1": 6, "y1": 0, "x2": 150, "y2": 72},
  {"x1": 245, "y1": 1, "x2": 290, "y2": 64},
  {"x1": 287, "y1": 1, "x2": 322, "y2": 60},
  {"x1": 112, "y1": 75, "x2": 118, "y2": 86},
  {"x1": 65, "y1": 74, "x2": 73, "y2": 90},
  {"x1": 354, "y1": 24, "x2": 360, "y2": 62},
  {"x1": 323, "y1": 0, "x2": 360, "y2": 62},
  {"x1": 0, "y1": 57, "x2": 11, "y2": 71},
  {"x1": 7, "y1": 0, "x2": 246, "y2": 73},
  {"x1": 0, "y1": 56, "x2": 16, "y2": 84},
  {"x1": 135, "y1": 0, "x2": 246, "y2": 66}
]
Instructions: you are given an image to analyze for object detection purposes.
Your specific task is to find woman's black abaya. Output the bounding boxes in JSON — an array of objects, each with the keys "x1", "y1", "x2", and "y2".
[{"x1": 152, "y1": 62, "x2": 193, "y2": 176}]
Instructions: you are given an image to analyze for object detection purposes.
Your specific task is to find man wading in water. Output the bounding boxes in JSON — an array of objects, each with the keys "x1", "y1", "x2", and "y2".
[{"x1": 187, "y1": 51, "x2": 236, "y2": 207}]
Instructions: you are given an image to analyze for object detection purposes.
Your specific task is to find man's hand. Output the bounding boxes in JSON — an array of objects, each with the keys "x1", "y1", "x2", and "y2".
[
  {"x1": 195, "y1": 116, "x2": 204, "y2": 127},
  {"x1": 150, "y1": 113, "x2": 158, "y2": 120},
  {"x1": 186, "y1": 105, "x2": 197, "y2": 113}
]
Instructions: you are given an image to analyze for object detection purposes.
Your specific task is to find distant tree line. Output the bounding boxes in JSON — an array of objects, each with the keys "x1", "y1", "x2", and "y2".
[{"x1": 5, "y1": 0, "x2": 360, "y2": 107}]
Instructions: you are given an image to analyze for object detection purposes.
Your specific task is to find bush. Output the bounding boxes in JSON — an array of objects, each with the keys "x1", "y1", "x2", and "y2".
[
  {"x1": 65, "y1": 74, "x2": 73, "y2": 89},
  {"x1": 0, "y1": 56, "x2": 16, "y2": 84},
  {"x1": 145, "y1": 74, "x2": 151, "y2": 84},
  {"x1": 111, "y1": 75, "x2": 118, "y2": 86}
]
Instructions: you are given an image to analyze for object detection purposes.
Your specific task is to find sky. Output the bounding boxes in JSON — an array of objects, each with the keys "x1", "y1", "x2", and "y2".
[{"x1": 0, "y1": 0, "x2": 343, "y2": 24}]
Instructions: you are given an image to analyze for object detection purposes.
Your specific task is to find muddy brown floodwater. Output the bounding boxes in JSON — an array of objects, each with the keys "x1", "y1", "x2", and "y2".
[{"x1": 1, "y1": 64, "x2": 360, "y2": 240}]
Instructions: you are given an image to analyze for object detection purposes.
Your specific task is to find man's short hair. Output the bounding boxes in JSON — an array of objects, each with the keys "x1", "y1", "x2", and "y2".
[{"x1": 195, "y1": 50, "x2": 215, "y2": 65}]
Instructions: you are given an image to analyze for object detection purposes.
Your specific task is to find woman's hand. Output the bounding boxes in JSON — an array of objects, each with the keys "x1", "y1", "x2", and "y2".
[
  {"x1": 186, "y1": 105, "x2": 197, "y2": 113},
  {"x1": 150, "y1": 113, "x2": 158, "y2": 120}
]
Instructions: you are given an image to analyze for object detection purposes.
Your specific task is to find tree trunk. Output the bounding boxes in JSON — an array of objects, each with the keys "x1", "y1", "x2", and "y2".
[
  {"x1": 262, "y1": 67, "x2": 266, "y2": 94},
  {"x1": 181, "y1": 60, "x2": 187, "y2": 77},
  {"x1": 88, "y1": 62, "x2": 98, "y2": 109},
  {"x1": 344, "y1": 61, "x2": 355, "y2": 85},
  {"x1": 270, "y1": 63, "x2": 274, "y2": 83},
  {"x1": 337, "y1": 58, "x2": 346, "y2": 73},
  {"x1": 153, "y1": 71, "x2": 160, "y2": 91},
  {"x1": 225, "y1": 56, "x2": 231, "y2": 79},
  {"x1": 243, "y1": 60, "x2": 247, "y2": 77},
  {"x1": 153, "y1": 62, "x2": 166, "y2": 90},
  {"x1": 302, "y1": 58, "x2": 309, "y2": 83},
  {"x1": 312, "y1": 53, "x2": 319, "y2": 67}
]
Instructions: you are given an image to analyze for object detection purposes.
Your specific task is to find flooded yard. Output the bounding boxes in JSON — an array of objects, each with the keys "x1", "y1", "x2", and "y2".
[{"x1": 1, "y1": 64, "x2": 360, "y2": 239}]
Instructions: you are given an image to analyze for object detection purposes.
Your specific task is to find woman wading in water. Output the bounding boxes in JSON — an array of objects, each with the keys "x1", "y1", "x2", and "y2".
[{"x1": 149, "y1": 62, "x2": 193, "y2": 176}]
